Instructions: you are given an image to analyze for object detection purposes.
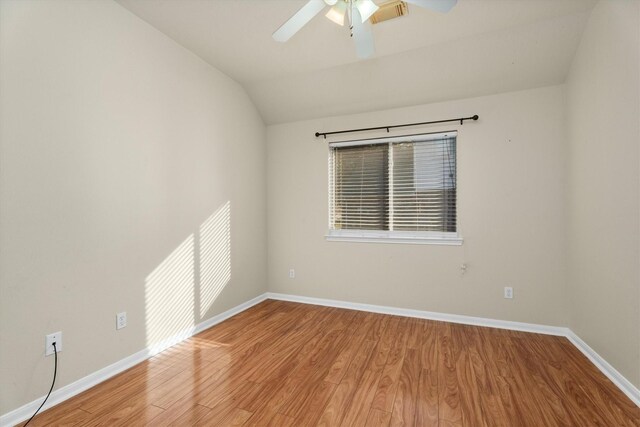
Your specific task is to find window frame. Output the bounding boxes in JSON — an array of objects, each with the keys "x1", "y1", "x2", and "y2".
[{"x1": 326, "y1": 131, "x2": 463, "y2": 245}]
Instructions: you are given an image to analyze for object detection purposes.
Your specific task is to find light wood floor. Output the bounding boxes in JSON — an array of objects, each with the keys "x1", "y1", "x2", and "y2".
[{"x1": 22, "y1": 300, "x2": 639, "y2": 426}]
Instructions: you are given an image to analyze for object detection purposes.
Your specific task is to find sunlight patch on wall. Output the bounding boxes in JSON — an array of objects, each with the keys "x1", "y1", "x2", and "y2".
[
  {"x1": 145, "y1": 234, "x2": 195, "y2": 348},
  {"x1": 199, "y1": 201, "x2": 231, "y2": 318}
]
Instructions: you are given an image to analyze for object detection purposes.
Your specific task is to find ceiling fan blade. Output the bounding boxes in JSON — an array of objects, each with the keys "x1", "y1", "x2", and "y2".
[
  {"x1": 326, "y1": 2, "x2": 347, "y2": 26},
  {"x1": 404, "y1": 0, "x2": 457, "y2": 13},
  {"x1": 356, "y1": 0, "x2": 379, "y2": 22},
  {"x1": 272, "y1": 0, "x2": 327, "y2": 42},
  {"x1": 352, "y1": 9, "x2": 375, "y2": 59}
]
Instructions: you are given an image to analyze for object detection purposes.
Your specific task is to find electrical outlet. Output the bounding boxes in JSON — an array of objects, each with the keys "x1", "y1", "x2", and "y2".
[
  {"x1": 289, "y1": 268, "x2": 295, "y2": 279},
  {"x1": 116, "y1": 312, "x2": 127, "y2": 330},
  {"x1": 504, "y1": 287, "x2": 513, "y2": 299},
  {"x1": 45, "y1": 331, "x2": 62, "y2": 356}
]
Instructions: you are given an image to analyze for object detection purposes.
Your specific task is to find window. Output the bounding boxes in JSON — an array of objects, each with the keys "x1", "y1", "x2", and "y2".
[{"x1": 327, "y1": 131, "x2": 462, "y2": 244}]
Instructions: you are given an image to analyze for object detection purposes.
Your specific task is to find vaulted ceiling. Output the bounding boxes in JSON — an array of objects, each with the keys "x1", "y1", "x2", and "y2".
[{"x1": 116, "y1": 0, "x2": 596, "y2": 124}]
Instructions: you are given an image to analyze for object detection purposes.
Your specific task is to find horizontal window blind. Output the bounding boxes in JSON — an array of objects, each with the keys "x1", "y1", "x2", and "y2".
[
  {"x1": 330, "y1": 143, "x2": 388, "y2": 230},
  {"x1": 392, "y1": 138, "x2": 456, "y2": 232},
  {"x1": 329, "y1": 132, "x2": 457, "y2": 234}
]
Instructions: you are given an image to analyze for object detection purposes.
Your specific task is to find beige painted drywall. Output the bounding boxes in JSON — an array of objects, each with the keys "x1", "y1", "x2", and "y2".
[
  {"x1": 566, "y1": 0, "x2": 640, "y2": 389},
  {"x1": 0, "y1": 0, "x2": 266, "y2": 414},
  {"x1": 267, "y1": 85, "x2": 568, "y2": 327}
]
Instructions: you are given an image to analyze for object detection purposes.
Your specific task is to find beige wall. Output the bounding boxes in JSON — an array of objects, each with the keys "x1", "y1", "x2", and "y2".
[
  {"x1": 566, "y1": 0, "x2": 640, "y2": 389},
  {"x1": 267, "y1": 85, "x2": 568, "y2": 327},
  {"x1": 0, "y1": 0, "x2": 266, "y2": 414}
]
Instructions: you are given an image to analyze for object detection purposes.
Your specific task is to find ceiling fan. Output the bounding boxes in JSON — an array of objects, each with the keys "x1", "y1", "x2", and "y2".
[{"x1": 272, "y1": 0, "x2": 458, "y2": 59}]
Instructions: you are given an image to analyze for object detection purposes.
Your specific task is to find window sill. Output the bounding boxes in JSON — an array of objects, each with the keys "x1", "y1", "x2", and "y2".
[{"x1": 325, "y1": 230, "x2": 463, "y2": 246}]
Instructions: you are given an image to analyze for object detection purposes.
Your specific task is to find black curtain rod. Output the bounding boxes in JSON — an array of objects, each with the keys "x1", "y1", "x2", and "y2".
[{"x1": 315, "y1": 114, "x2": 479, "y2": 139}]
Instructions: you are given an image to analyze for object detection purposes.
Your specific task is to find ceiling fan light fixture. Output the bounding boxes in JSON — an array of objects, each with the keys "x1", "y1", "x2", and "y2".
[
  {"x1": 325, "y1": 2, "x2": 347, "y2": 26},
  {"x1": 273, "y1": 0, "x2": 457, "y2": 58},
  {"x1": 356, "y1": 0, "x2": 380, "y2": 23}
]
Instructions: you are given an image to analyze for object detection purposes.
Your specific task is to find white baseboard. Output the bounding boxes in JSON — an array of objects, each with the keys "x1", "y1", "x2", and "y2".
[
  {"x1": 3, "y1": 291, "x2": 637, "y2": 427},
  {"x1": 0, "y1": 293, "x2": 268, "y2": 427},
  {"x1": 266, "y1": 292, "x2": 640, "y2": 407},
  {"x1": 266, "y1": 292, "x2": 568, "y2": 336}
]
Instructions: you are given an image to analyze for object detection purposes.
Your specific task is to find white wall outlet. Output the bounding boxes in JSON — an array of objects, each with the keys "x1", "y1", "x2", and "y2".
[
  {"x1": 289, "y1": 268, "x2": 295, "y2": 279},
  {"x1": 45, "y1": 331, "x2": 62, "y2": 356},
  {"x1": 504, "y1": 287, "x2": 514, "y2": 299},
  {"x1": 116, "y1": 312, "x2": 127, "y2": 330}
]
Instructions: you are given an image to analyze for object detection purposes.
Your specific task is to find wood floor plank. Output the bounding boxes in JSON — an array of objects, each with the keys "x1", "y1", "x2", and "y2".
[
  {"x1": 535, "y1": 335, "x2": 639, "y2": 426},
  {"x1": 324, "y1": 311, "x2": 377, "y2": 384},
  {"x1": 18, "y1": 407, "x2": 92, "y2": 427},
  {"x1": 277, "y1": 334, "x2": 342, "y2": 417},
  {"x1": 111, "y1": 404, "x2": 165, "y2": 426},
  {"x1": 336, "y1": 314, "x2": 395, "y2": 427},
  {"x1": 366, "y1": 408, "x2": 392, "y2": 427},
  {"x1": 554, "y1": 338, "x2": 640, "y2": 425},
  {"x1": 405, "y1": 317, "x2": 423, "y2": 350},
  {"x1": 76, "y1": 363, "x2": 193, "y2": 426},
  {"x1": 370, "y1": 316, "x2": 402, "y2": 373},
  {"x1": 244, "y1": 310, "x2": 352, "y2": 425},
  {"x1": 287, "y1": 381, "x2": 337, "y2": 426},
  {"x1": 415, "y1": 368, "x2": 438, "y2": 427},
  {"x1": 390, "y1": 348, "x2": 420, "y2": 427},
  {"x1": 240, "y1": 374, "x2": 305, "y2": 416},
  {"x1": 246, "y1": 310, "x2": 360, "y2": 425},
  {"x1": 22, "y1": 300, "x2": 639, "y2": 427},
  {"x1": 462, "y1": 326, "x2": 510, "y2": 426},
  {"x1": 55, "y1": 359, "x2": 172, "y2": 413},
  {"x1": 339, "y1": 368, "x2": 383, "y2": 427},
  {"x1": 457, "y1": 332, "x2": 494, "y2": 426},
  {"x1": 78, "y1": 398, "x2": 150, "y2": 427},
  {"x1": 437, "y1": 322, "x2": 464, "y2": 426},
  {"x1": 417, "y1": 319, "x2": 438, "y2": 371},
  {"x1": 316, "y1": 339, "x2": 379, "y2": 427},
  {"x1": 500, "y1": 335, "x2": 571, "y2": 426},
  {"x1": 194, "y1": 306, "x2": 330, "y2": 409},
  {"x1": 215, "y1": 408, "x2": 253, "y2": 427},
  {"x1": 146, "y1": 401, "x2": 211, "y2": 427},
  {"x1": 471, "y1": 327, "x2": 518, "y2": 415},
  {"x1": 148, "y1": 364, "x2": 221, "y2": 409},
  {"x1": 196, "y1": 381, "x2": 263, "y2": 426},
  {"x1": 249, "y1": 308, "x2": 346, "y2": 385},
  {"x1": 371, "y1": 316, "x2": 411, "y2": 412},
  {"x1": 196, "y1": 300, "x2": 284, "y2": 342},
  {"x1": 413, "y1": 319, "x2": 439, "y2": 427},
  {"x1": 265, "y1": 413, "x2": 297, "y2": 427}
]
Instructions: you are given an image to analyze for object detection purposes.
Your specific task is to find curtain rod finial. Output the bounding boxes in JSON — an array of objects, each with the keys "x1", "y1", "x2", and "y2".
[{"x1": 472, "y1": 115, "x2": 479, "y2": 120}]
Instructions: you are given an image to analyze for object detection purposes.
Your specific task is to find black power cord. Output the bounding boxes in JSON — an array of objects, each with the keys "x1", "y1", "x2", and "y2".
[{"x1": 24, "y1": 342, "x2": 58, "y2": 426}]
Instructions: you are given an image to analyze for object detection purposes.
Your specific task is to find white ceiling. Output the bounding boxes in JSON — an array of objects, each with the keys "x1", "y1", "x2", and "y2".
[{"x1": 115, "y1": 0, "x2": 596, "y2": 124}]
